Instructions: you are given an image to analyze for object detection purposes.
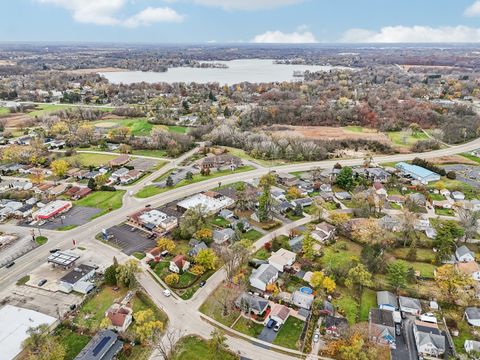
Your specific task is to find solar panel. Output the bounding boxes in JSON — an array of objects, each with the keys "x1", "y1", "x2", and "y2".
[{"x1": 92, "y1": 336, "x2": 111, "y2": 356}]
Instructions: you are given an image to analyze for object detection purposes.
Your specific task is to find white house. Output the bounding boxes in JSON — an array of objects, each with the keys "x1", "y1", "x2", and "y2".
[
  {"x1": 399, "y1": 296, "x2": 422, "y2": 315},
  {"x1": 268, "y1": 248, "x2": 296, "y2": 272},
  {"x1": 465, "y1": 307, "x2": 480, "y2": 327},
  {"x1": 169, "y1": 255, "x2": 190, "y2": 273},
  {"x1": 291, "y1": 290, "x2": 314, "y2": 310},
  {"x1": 456, "y1": 246, "x2": 476, "y2": 263},
  {"x1": 249, "y1": 264, "x2": 278, "y2": 291},
  {"x1": 413, "y1": 320, "x2": 445, "y2": 358},
  {"x1": 465, "y1": 340, "x2": 480, "y2": 355},
  {"x1": 311, "y1": 222, "x2": 336, "y2": 243}
]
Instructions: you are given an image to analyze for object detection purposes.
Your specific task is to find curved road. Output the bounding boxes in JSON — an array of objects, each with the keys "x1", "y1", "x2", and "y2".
[{"x1": 1, "y1": 137, "x2": 480, "y2": 359}]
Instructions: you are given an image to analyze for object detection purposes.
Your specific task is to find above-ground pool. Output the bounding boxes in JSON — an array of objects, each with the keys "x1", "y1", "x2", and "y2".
[{"x1": 300, "y1": 286, "x2": 313, "y2": 294}]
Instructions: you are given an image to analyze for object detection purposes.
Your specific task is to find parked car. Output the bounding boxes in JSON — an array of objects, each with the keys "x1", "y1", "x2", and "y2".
[
  {"x1": 273, "y1": 323, "x2": 281, "y2": 332},
  {"x1": 266, "y1": 319, "x2": 276, "y2": 329},
  {"x1": 163, "y1": 289, "x2": 171, "y2": 297},
  {"x1": 199, "y1": 281, "x2": 206, "y2": 287},
  {"x1": 5, "y1": 262, "x2": 15, "y2": 268},
  {"x1": 49, "y1": 248, "x2": 61, "y2": 253},
  {"x1": 69, "y1": 304, "x2": 77, "y2": 311},
  {"x1": 395, "y1": 324, "x2": 401, "y2": 336},
  {"x1": 38, "y1": 279, "x2": 47, "y2": 287},
  {"x1": 313, "y1": 333, "x2": 320, "y2": 343}
]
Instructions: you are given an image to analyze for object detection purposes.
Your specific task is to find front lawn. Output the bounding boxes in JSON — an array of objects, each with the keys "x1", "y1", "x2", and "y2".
[
  {"x1": 240, "y1": 229, "x2": 263, "y2": 242},
  {"x1": 272, "y1": 317, "x2": 305, "y2": 350},
  {"x1": 213, "y1": 216, "x2": 231, "y2": 228},
  {"x1": 173, "y1": 336, "x2": 238, "y2": 360},
  {"x1": 199, "y1": 284, "x2": 240, "y2": 326},
  {"x1": 232, "y1": 316, "x2": 264, "y2": 337},
  {"x1": 74, "y1": 190, "x2": 125, "y2": 219},
  {"x1": 435, "y1": 208, "x2": 456, "y2": 216}
]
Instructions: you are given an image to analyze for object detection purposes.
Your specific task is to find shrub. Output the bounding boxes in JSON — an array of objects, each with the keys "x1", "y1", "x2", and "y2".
[
  {"x1": 446, "y1": 171, "x2": 456, "y2": 180},
  {"x1": 165, "y1": 273, "x2": 179, "y2": 285}
]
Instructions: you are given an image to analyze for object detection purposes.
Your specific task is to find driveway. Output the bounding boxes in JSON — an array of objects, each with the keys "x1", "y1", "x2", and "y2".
[
  {"x1": 392, "y1": 316, "x2": 418, "y2": 360},
  {"x1": 258, "y1": 326, "x2": 278, "y2": 343}
]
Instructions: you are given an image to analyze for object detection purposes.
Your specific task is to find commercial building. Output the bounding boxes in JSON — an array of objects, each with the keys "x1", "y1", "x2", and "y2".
[
  {"x1": 0, "y1": 305, "x2": 57, "y2": 360},
  {"x1": 33, "y1": 200, "x2": 72, "y2": 220},
  {"x1": 176, "y1": 191, "x2": 234, "y2": 214},
  {"x1": 47, "y1": 251, "x2": 80, "y2": 269},
  {"x1": 395, "y1": 162, "x2": 441, "y2": 184},
  {"x1": 128, "y1": 208, "x2": 178, "y2": 234},
  {"x1": 58, "y1": 264, "x2": 96, "y2": 294}
]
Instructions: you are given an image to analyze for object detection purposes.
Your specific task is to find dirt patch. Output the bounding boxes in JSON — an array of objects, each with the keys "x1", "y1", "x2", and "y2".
[
  {"x1": 2, "y1": 113, "x2": 36, "y2": 128},
  {"x1": 265, "y1": 125, "x2": 391, "y2": 143},
  {"x1": 0, "y1": 60, "x2": 16, "y2": 66},
  {"x1": 430, "y1": 155, "x2": 478, "y2": 165},
  {"x1": 64, "y1": 67, "x2": 129, "y2": 75}
]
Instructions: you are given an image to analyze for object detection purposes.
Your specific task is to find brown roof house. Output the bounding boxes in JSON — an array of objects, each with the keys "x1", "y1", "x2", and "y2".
[
  {"x1": 109, "y1": 154, "x2": 130, "y2": 168},
  {"x1": 106, "y1": 303, "x2": 133, "y2": 332},
  {"x1": 169, "y1": 255, "x2": 190, "y2": 273}
]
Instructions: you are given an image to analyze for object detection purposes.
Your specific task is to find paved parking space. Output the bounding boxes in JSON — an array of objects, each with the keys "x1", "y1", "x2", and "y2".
[
  {"x1": 22, "y1": 206, "x2": 100, "y2": 230},
  {"x1": 443, "y1": 164, "x2": 480, "y2": 189},
  {"x1": 257, "y1": 326, "x2": 278, "y2": 343},
  {"x1": 107, "y1": 224, "x2": 156, "y2": 255},
  {"x1": 129, "y1": 158, "x2": 160, "y2": 172}
]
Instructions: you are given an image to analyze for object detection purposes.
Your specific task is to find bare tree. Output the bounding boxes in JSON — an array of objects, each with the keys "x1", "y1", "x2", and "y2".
[
  {"x1": 152, "y1": 329, "x2": 185, "y2": 360},
  {"x1": 220, "y1": 243, "x2": 251, "y2": 283}
]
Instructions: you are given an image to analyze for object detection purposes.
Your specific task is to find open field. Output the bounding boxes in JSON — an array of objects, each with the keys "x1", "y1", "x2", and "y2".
[
  {"x1": 387, "y1": 131, "x2": 428, "y2": 147},
  {"x1": 67, "y1": 152, "x2": 118, "y2": 167},
  {"x1": 93, "y1": 118, "x2": 188, "y2": 136},
  {"x1": 173, "y1": 336, "x2": 238, "y2": 360},
  {"x1": 224, "y1": 146, "x2": 294, "y2": 167},
  {"x1": 74, "y1": 191, "x2": 125, "y2": 219}
]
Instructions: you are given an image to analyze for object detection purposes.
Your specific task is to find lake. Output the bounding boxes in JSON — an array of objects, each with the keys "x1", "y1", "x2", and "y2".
[{"x1": 99, "y1": 59, "x2": 346, "y2": 85}]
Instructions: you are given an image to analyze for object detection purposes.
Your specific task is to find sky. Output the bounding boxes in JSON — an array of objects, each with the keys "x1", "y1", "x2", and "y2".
[{"x1": 2, "y1": 0, "x2": 480, "y2": 43}]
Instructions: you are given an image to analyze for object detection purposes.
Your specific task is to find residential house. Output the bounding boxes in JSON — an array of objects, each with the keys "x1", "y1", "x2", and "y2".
[
  {"x1": 108, "y1": 154, "x2": 130, "y2": 168},
  {"x1": 74, "y1": 329, "x2": 123, "y2": 360},
  {"x1": 368, "y1": 309, "x2": 396, "y2": 349},
  {"x1": 373, "y1": 182, "x2": 387, "y2": 196},
  {"x1": 452, "y1": 191, "x2": 465, "y2": 201},
  {"x1": 105, "y1": 303, "x2": 133, "y2": 332},
  {"x1": 311, "y1": 222, "x2": 336, "y2": 243},
  {"x1": 231, "y1": 218, "x2": 251, "y2": 232},
  {"x1": 388, "y1": 195, "x2": 405, "y2": 205},
  {"x1": 219, "y1": 209, "x2": 234, "y2": 219},
  {"x1": 212, "y1": 228, "x2": 235, "y2": 245},
  {"x1": 169, "y1": 255, "x2": 190, "y2": 273},
  {"x1": 399, "y1": 296, "x2": 422, "y2": 315},
  {"x1": 456, "y1": 246, "x2": 475, "y2": 262},
  {"x1": 465, "y1": 307, "x2": 480, "y2": 327},
  {"x1": 268, "y1": 248, "x2": 296, "y2": 272},
  {"x1": 277, "y1": 173, "x2": 298, "y2": 187},
  {"x1": 271, "y1": 190, "x2": 287, "y2": 202},
  {"x1": 249, "y1": 264, "x2": 279, "y2": 291},
  {"x1": 269, "y1": 304, "x2": 290, "y2": 325},
  {"x1": 432, "y1": 200, "x2": 452, "y2": 209},
  {"x1": 456, "y1": 261, "x2": 480, "y2": 281},
  {"x1": 110, "y1": 167, "x2": 129, "y2": 181},
  {"x1": 408, "y1": 192, "x2": 427, "y2": 206},
  {"x1": 379, "y1": 215, "x2": 402, "y2": 232},
  {"x1": 465, "y1": 340, "x2": 480, "y2": 355},
  {"x1": 440, "y1": 188, "x2": 451, "y2": 197},
  {"x1": 365, "y1": 167, "x2": 390, "y2": 182},
  {"x1": 291, "y1": 290, "x2": 314, "y2": 310},
  {"x1": 292, "y1": 197, "x2": 313, "y2": 208},
  {"x1": 413, "y1": 320, "x2": 446, "y2": 358},
  {"x1": 274, "y1": 200, "x2": 294, "y2": 215},
  {"x1": 235, "y1": 292, "x2": 269, "y2": 315},
  {"x1": 14, "y1": 204, "x2": 34, "y2": 218},
  {"x1": 49, "y1": 183, "x2": 68, "y2": 197},
  {"x1": 335, "y1": 192, "x2": 351, "y2": 200},
  {"x1": 288, "y1": 234, "x2": 304, "y2": 253},
  {"x1": 145, "y1": 247, "x2": 163, "y2": 262},
  {"x1": 377, "y1": 291, "x2": 398, "y2": 311},
  {"x1": 188, "y1": 241, "x2": 208, "y2": 257},
  {"x1": 319, "y1": 183, "x2": 332, "y2": 192},
  {"x1": 119, "y1": 170, "x2": 142, "y2": 184},
  {"x1": 325, "y1": 316, "x2": 348, "y2": 337},
  {"x1": 72, "y1": 187, "x2": 92, "y2": 200}
]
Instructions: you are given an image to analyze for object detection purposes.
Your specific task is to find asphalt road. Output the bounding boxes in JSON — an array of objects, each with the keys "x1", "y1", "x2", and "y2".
[{"x1": 2, "y1": 137, "x2": 480, "y2": 359}]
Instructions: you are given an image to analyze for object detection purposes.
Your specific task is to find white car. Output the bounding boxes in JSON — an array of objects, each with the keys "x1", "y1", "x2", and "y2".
[
  {"x1": 313, "y1": 333, "x2": 320, "y2": 343},
  {"x1": 163, "y1": 289, "x2": 171, "y2": 297}
]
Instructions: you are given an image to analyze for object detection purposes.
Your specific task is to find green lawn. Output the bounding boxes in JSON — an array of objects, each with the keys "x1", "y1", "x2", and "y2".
[
  {"x1": 35, "y1": 236, "x2": 48, "y2": 245},
  {"x1": 232, "y1": 316, "x2": 264, "y2": 337},
  {"x1": 167, "y1": 125, "x2": 188, "y2": 134},
  {"x1": 435, "y1": 208, "x2": 456, "y2": 216},
  {"x1": 388, "y1": 131, "x2": 428, "y2": 147},
  {"x1": 135, "y1": 166, "x2": 255, "y2": 198},
  {"x1": 93, "y1": 119, "x2": 187, "y2": 137},
  {"x1": 272, "y1": 317, "x2": 305, "y2": 350},
  {"x1": 0, "y1": 107, "x2": 10, "y2": 116},
  {"x1": 17, "y1": 275, "x2": 30, "y2": 285},
  {"x1": 344, "y1": 126, "x2": 367, "y2": 133},
  {"x1": 213, "y1": 216, "x2": 231, "y2": 228},
  {"x1": 223, "y1": 146, "x2": 295, "y2": 167},
  {"x1": 28, "y1": 103, "x2": 77, "y2": 117},
  {"x1": 173, "y1": 336, "x2": 238, "y2": 360},
  {"x1": 334, "y1": 293, "x2": 359, "y2": 325},
  {"x1": 240, "y1": 229, "x2": 263, "y2": 242},
  {"x1": 74, "y1": 190, "x2": 125, "y2": 219},
  {"x1": 67, "y1": 153, "x2": 118, "y2": 167},
  {"x1": 57, "y1": 225, "x2": 78, "y2": 231},
  {"x1": 410, "y1": 262, "x2": 436, "y2": 278},
  {"x1": 253, "y1": 248, "x2": 270, "y2": 260},
  {"x1": 55, "y1": 326, "x2": 92, "y2": 360},
  {"x1": 130, "y1": 149, "x2": 168, "y2": 158},
  {"x1": 199, "y1": 285, "x2": 240, "y2": 326},
  {"x1": 461, "y1": 153, "x2": 480, "y2": 164},
  {"x1": 359, "y1": 288, "x2": 377, "y2": 322},
  {"x1": 390, "y1": 248, "x2": 435, "y2": 263},
  {"x1": 133, "y1": 252, "x2": 146, "y2": 260}
]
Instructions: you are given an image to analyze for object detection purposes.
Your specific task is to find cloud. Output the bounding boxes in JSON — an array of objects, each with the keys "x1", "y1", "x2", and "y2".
[
  {"x1": 465, "y1": 1, "x2": 480, "y2": 16},
  {"x1": 341, "y1": 25, "x2": 480, "y2": 43},
  {"x1": 37, "y1": 0, "x2": 183, "y2": 27},
  {"x1": 193, "y1": 0, "x2": 302, "y2": 10},
  {"x1": 252, "y1": 29, "x2": 317, "y2": 43}
]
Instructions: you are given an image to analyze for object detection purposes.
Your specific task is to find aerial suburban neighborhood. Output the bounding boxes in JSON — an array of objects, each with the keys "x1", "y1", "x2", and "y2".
[{"x1": 4, "y1": 2, "x2": 480, "y2": 360}]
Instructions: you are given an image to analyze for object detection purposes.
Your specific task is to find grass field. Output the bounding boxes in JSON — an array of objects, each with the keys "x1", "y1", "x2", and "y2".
[
  {"x1": 93, "y1": 119, "x2": 188, "y2": 137},
  {"x1": 130, "y1": 149, "x2": 168, "y2": 158},
  {"x1": 359, "y1": 288, "x2": 377, "y2": 322},
  {"x1": 55, "y1": 326, "x2": 92, "y2": 360},
  {"x1": 334, "y1": 292, "x2": 359, "y2": 325},
  {"x1": 166, "y1": 125, "x2": 188, "y2": 134},
  {"x1": 0, "y1": 107, "x2": 9, "y2": 116},
  {"x1": 136, "y1": 166, "x2": 255, "y2": 198},
  {"x1": 199, "y1": 285, "x2": 240, "y2": 326},
  {"x1": 173, "y1": 336, "x2": 238, "y2": 360},
  {"x1": 461, "y1": 153, "x2": 480, "y2": 164},
  {"x1": 67, "y1": 153, "x2": 118, "y2": 167},
  {"x1": 28, "y1": 104, "x2": 77, "y2": 117},
  {"x1": 388, "y1": 131, "x2": 429, "y2": 147},
  {"x1": 410, "y1": 261, "x2": 436, "y2": 278},
  {"x1": 74, "y1": 190, "x2": 125, "y2": 219},
  {"x1": 224, "y1": 146, "x2": 295, "y2": 167},
  {"x1": 390, "y1": 248, "x2": 435, "y2": 263},
  {"x1": 272, "y1": 317, "x2": 305, "y2": 350}
]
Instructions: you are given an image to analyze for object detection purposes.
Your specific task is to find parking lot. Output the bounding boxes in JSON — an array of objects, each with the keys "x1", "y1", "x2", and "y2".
[
  {"x1": 107, "y1": 224, "x2": 156, "y2": 255},
  {"x1": 129, "y1": 158, "x2": 160, "y2": 172},
  {"x1": 443, "y1": 164, "x2": 480, "y2": 189},
  {"x1": 22, "y1": 206, "x2": 100, "y2": 230}
]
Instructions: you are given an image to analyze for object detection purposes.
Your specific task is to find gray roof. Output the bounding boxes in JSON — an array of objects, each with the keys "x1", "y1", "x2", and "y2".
[
  {"x1": 399, "y1": 296, "x2": 422, "y2": 311},
  {"x1": 74, "y1": 329, "x2": 123, "y2": 360},
  {"x1": 416, "y1": 331, "x2": 445, "y2": 352},
  {"x1": 251, "y1": 264, "x2": 278, "y2": 285},
  {"x1": 369, "y1": 308, "x2": 395, "y2": 327},
  {"x1": 288, "y1": 235, "x2": 304, "y2": 253},
  {"x1": 466, "y1": 307, "x2": 480, "y2": 320},
  {"x1": 235, "y1": 292, "x2": 269, "y2": 313},
  {"x1": 213, "y1": 228, "x2": 235, "y2": 243},
  {"x1": 60, "y1": 264, "x2": 95, "y2": 285},
  {"x1": 188, "y1": 241, "x2": 208, "y2": 257},
  {"x1": 292, "y1": 290, "x2": 315, "y2": 309},
  {"x1": 377, "y1": 291, "x2": 397, "y2": 309},
  {"x1": 456, "y1": 245, "x2": 474, "y2": 259}
]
